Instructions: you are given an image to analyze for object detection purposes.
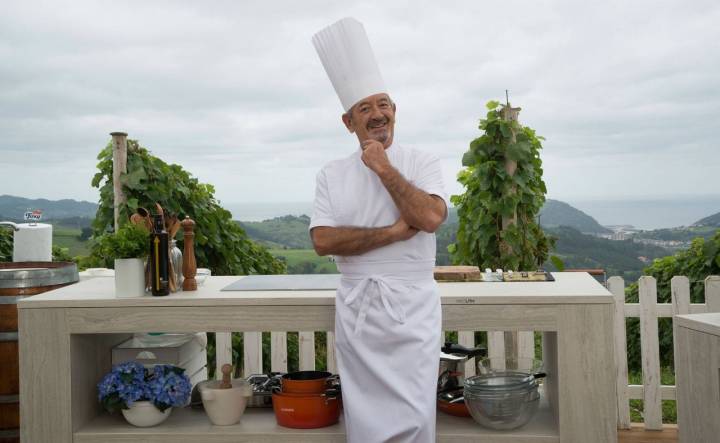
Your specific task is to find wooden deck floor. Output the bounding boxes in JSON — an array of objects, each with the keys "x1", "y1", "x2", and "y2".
[{"x1": 618, "y1": 424, "x2": 678, "y2": 442}]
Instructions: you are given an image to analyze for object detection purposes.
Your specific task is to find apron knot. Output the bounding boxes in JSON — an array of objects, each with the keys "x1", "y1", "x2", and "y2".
[{"x1": 343, "y1": 274, "x2": 407, "y2": 337}]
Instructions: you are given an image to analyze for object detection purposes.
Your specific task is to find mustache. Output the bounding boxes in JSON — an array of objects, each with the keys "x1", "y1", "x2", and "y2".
[{"x1": 367, "y1": 117, "x2": 389, "y2": 128}]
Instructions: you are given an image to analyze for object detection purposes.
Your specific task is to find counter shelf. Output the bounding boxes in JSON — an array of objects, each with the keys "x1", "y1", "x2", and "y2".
[{"x1": 18, "y1": 273, "x2": 616, "y2": 443}]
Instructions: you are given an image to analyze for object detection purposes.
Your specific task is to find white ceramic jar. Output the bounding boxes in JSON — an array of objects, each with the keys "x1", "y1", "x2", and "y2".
[{"x1": 114, "y1": 258, "x2": 146, "y2": 298}]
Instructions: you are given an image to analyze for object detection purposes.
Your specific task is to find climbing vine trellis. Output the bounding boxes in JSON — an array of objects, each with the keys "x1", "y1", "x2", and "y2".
[
  {"x1": 88, "y1": 139, "x2": 285, "y2": 275},
  {"x1": 450, "y1": 100, "x2": 553, "y2": 271}
]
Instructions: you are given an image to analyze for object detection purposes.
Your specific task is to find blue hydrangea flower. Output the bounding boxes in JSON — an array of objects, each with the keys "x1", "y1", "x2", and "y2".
[
  {"x1": 146, "y1": 365, "x2": 191, "y2": 408},
  {"x1": 97, "y1": 360, "x2": 148, "y2": 410},
  {"x1": 97, "y1": 361, "x2": 191, "y2": 412}
]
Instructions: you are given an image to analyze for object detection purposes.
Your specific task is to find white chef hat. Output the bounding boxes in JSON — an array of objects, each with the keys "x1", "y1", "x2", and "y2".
[{"x1": 312, "y1": 17, "x2": 387, "y2": 112}]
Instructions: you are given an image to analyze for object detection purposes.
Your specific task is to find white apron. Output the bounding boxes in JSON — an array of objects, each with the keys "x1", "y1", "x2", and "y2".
[
  {"x1": 309, "y1": 143, "x2": 448, "y2": 442},
  {"x1": 335, "y1": 260, "x2": 441, "y2": 443}
]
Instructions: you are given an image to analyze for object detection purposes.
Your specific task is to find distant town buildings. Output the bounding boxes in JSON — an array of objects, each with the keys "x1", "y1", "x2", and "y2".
[{"x1": 595, "y1": 225, "x2": 691, "y2": 250}]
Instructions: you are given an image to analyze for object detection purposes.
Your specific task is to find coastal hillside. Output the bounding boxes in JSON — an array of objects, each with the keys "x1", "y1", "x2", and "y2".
[
  {"x1": 693, "y1": 211, "x2": 720, "y2": 227},
  {"x1": 539, "y1": 199, "x2": 611, "y2": 234},
  {"x1": 0, "y1": 195, "x2": 97, "y2": 220}
]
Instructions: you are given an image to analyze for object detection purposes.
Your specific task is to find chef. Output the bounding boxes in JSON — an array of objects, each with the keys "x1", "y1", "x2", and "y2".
[{"x1": 310, "y1": 18, "x2": 448, "y2": 443}]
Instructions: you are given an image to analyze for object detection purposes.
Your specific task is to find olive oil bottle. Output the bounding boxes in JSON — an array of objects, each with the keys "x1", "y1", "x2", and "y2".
[{"x1": 149, "y1": 214, "x2": 170, "y2": 296}]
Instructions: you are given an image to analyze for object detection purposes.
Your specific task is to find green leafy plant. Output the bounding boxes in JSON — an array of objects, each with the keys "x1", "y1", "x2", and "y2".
[
  {"x1": 625, "y1": 229, "x2": 720, "y2": 371},
  {"x1": 52, "y1": 245, "x2": 73, "y2": 262},
  {"x1": 88, "y1": 139, "x2": 285, "y2": 275},
  {"x1": 549, "y1": 255, "x2": 565, "y2": 272},
  {"x1": 0, "y1": 229, "x2": 12, "y2": 261},
  {"x1": 450, "y1": 100, "x2": 553, "y2": 270},
  {"x1": 94, "y1": 224, "x2": 150, "y2": 264}
]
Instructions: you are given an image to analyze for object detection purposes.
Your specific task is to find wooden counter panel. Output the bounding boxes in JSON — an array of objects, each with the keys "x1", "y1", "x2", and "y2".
[{"x1": 66, "y1": 306, "x2": 336, "y2": 333}]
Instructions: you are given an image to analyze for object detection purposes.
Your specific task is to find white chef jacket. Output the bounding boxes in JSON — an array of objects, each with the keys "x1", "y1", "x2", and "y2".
[
  {"x1": 310, "y1": 142, "x2": 448, "y2": 443},
  {"x1": 309, "y1": 142, "x2": 448, "y2": 255}
]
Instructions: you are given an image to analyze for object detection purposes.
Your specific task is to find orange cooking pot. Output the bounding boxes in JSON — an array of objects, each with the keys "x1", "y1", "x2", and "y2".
[
  {"x1": 437, "y1": 388, "x2": 471, "y2": 418},
  {"x1": 272, "y1": 390, "x2": 340, "y2": 429},
  {"x1": 281, "y1": 371, "x2": 333, "y2": 394}
]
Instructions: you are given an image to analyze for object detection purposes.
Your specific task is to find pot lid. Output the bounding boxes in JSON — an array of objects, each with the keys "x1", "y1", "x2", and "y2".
[{"x1": 439, "y1": 352, "x2": 467, "y2": 361}]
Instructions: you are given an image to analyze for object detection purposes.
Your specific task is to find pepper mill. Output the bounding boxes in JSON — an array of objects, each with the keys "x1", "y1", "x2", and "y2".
[
  {"x1": 219, "y1": 364, "x2": 232, "y2": 389},
  {"x1": 181, "y1": 216, "x2": 197, "y2": 291}
]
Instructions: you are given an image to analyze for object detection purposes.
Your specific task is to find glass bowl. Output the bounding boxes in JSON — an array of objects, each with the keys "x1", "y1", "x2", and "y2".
[{"x1": 464, "y1": 384, "x2": 540, "y2": 430}]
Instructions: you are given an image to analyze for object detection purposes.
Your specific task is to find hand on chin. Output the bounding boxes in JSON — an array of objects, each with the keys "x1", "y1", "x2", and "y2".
[{"x1": 361, "y1": 139, "x2": 391, "y2": 176}]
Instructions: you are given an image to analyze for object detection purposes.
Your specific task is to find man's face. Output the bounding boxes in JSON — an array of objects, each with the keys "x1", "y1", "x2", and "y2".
[{"x1": 342, "y1": 93, "x2": 396, "y2": 148}]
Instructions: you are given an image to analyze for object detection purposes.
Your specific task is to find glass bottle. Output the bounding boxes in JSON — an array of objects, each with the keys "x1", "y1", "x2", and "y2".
[
  {"x1": 149, "y1": 214, "x2": 170, "y2": 296},
  {"x1": 170, "y1": 239, "x2": 183, "y2": 290}
]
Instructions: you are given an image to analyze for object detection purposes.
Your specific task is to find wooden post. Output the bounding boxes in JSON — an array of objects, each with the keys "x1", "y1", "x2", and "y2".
[
  {"x1": 326, "y1": 331, "x2": 337, "y2": 373},
  {"x1": 215, "y1": 332, "x2": 232, "y2": 380},
  {"x1": 299, "y1": 331, "x2": 316, "y2": 371},
  {"x1": 243, "y1": 332, "x2": 263, "y2": 377},
  {"x1": 639, "y1": 276, "x2": 662, "y2": 430},
  {"x1": 271, "y1": 331, "x2": 288, "y2": 373},
  {"x1": 500, "y1": 102, "x2": 523, "y2": 360},
  {"x1": 609, "y1": 276, "x2": 631, "y2": 429},
  {"x1": 499, "y1": 103, "x2": 521, "y2": 233},
  {"x1": 110, "y1": 132, "x2": 128, "y2": 232},
  {"x1": 705, "y1": 275, "x2": 720, "y2": 312}
]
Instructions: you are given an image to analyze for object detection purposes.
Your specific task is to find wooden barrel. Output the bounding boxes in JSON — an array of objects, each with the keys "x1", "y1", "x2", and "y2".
[{"x1": 0, "y1": 262, "x2": 78, "y2": 443}]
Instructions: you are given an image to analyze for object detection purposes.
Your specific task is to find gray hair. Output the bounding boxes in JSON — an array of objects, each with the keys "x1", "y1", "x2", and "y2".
[{"x1": 343, "y1": 97, "x2": 395, "y2": 121}]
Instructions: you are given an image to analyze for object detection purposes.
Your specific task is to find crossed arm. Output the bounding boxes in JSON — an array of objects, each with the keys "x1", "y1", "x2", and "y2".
[{"x1": 311, "y1": 141, "x2": 446, "y2": 257}]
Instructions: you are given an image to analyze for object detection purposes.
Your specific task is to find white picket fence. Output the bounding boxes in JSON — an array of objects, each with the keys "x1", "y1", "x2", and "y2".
[
  {"x1": 214, "y1": 329, "x2": 536, "y2": 379},
  {"x1": 610, "y1": 275, "x2": 720, "y2": 430},
  {"x1": 212, "y1": 274, "x2": 720, "y2": 430}
]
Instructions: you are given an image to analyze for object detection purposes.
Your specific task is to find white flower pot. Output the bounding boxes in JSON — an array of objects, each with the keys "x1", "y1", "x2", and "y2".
[
  {"x1": 114, "y1": 258, "x2": 146, "y2": 298},
  {"x1": 121, "y1": 401, "x2": 171, "y2": 427}
]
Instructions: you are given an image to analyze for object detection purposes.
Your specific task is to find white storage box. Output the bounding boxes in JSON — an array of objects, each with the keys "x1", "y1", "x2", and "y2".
[{"x1": 112, "y1": 333, "x2": 208, "y2": 378}]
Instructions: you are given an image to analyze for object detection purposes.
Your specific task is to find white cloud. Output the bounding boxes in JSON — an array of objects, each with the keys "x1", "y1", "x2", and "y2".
[{"x1": 0, "y1": 0, "x2": 718, "y2": 206}]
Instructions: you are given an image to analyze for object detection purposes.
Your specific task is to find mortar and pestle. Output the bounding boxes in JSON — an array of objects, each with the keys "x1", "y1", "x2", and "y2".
[{"x1": 199, "y1": 364, "x2": 253, "y2": 425}]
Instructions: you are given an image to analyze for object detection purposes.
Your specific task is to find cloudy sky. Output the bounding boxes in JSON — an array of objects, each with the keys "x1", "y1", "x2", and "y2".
[{"x1": 1, "y1": 0, "x2": 718, "y2": 209}]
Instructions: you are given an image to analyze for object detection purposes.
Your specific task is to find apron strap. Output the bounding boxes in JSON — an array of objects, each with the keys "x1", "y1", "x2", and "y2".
[{"x1": 343, "y1": 275, "x2": 407, "y2": 337}]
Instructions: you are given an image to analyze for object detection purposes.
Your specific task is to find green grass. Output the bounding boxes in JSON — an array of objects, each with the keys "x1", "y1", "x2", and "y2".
[
  {"x1": 628, "y1": 367, "x2": 677, "y2": 424},
  {"x1": 269, "y1": 249, "x2": 337, "y2": 274},
  {"x1": 53, "y1": 226, "x2": 90, "y2": 257}
]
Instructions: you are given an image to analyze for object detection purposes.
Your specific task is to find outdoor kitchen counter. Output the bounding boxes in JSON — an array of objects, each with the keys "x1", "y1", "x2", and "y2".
[{"x1": 18, "y1": 272, "x2": 617, "y2": 443}]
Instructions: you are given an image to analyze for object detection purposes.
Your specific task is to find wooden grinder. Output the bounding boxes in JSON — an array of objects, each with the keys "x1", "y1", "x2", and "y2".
[
  {"x1": 219, "y1": 364, "x2": 232, "y2": 389},
  {"x1": 181, "y1": 216, "x2": 197, "y2": 291}
]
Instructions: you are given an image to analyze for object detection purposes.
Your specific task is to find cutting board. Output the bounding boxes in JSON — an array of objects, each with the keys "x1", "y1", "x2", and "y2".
[{"x1": 433, "y1": 266, "x2": 482, "y2": 282}]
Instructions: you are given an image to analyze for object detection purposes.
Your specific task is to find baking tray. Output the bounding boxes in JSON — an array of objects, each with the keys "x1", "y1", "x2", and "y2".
[{"x1": 221, "y1": 274, "x2": 342, "y2": 291}]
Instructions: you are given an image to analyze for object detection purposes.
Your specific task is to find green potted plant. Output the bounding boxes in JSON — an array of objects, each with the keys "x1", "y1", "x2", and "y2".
[{"x1": 97, "y1": 224, "x2": 150, "y2": 298}]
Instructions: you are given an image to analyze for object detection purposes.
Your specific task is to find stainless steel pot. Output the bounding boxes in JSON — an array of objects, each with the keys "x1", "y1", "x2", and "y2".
[{"x1": 438, "y1": 342, "x2": 486, "y2": 393}]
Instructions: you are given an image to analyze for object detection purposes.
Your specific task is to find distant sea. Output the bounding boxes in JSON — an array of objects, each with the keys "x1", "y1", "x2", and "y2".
[
  {"x1": 227, "y1": 196, "x2": 720, "y2": 231},
  {"x1": 568, "y1": 196, "x2": 720, "y2": 230}
]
